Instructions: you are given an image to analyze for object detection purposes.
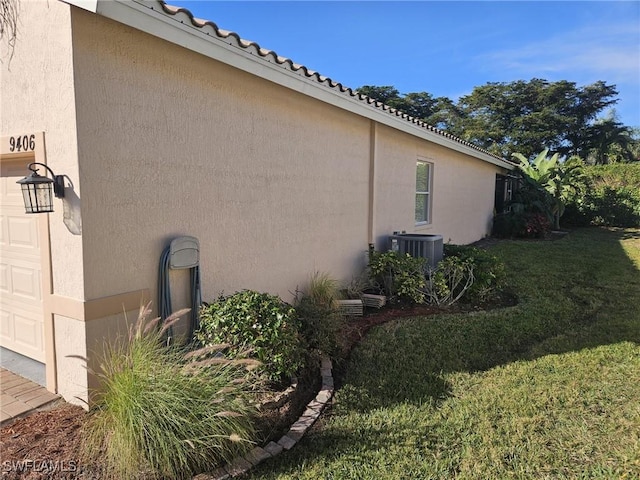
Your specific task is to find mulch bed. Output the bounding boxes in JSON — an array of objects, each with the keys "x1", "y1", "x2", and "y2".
[{"x1": 1, "y1": 403, "x2": 90, "y2": 479}]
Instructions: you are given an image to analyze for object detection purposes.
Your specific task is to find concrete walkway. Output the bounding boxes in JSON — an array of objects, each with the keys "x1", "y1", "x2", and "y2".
[{"x1": 0, "y1": 368, "x2": 60, "y2": 426}]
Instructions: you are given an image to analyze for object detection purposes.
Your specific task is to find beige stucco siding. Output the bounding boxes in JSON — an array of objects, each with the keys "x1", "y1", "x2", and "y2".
[
  {"x1": 429, "y1": 145, "x2": 498, "y2": 245},
  {"x1": 70, "y1": 9, "x2": 371, "y2": 304},
  {"x1": 0, "y1": 0, "x2": 84, "y2": 299},
  {"x1": 373, "y1": 125, "x2": 500, "y2": 247}
]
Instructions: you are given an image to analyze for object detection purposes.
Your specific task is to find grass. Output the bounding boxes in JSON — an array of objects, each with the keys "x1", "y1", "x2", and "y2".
[{"x1": 249, "y1": 227, "x2": 640, "y2": 479}]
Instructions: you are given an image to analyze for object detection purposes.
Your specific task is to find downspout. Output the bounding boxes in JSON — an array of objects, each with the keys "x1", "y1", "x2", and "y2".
[{"x1": 368, "y1": 120, "x2": 378, "y2": 247}]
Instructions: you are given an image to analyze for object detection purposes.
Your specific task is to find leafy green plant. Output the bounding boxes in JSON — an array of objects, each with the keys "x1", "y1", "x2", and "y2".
[
  {"x1": 294, "y1": 292, "x2": 347, "y2": 360},
  {"x1": 424, "y1": 256, "x2": 475, "y2": 306},
  {"x1": 493, "y1": 209, "x2": 552, "y2": 239},
  {"x1": 368, "y1": 250, "x2": 427, "y2": 303},
  {"x1": 513, "y1": 149, "x2": 585, "y2": 230},
  {"x1": 82, "y1": 305, "x2": 256, "y2": 480},
  {"x1": 587, "y1": 186, "x2": 640, "y2": 226},
  {"x1": 563, "y1": 164, "x2": 640, "y2": 227},
  {"x1": 196, "y1": 291, "x2": 303, "y2": 383},
  {"x1": 444, "y1": 245, "x2": 506, "y2": 302}
]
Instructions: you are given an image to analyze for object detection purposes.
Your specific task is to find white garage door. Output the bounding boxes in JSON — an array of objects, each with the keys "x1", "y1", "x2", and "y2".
[{"x1": 0, "y1": 160, "x2": 45, "y2": 362}]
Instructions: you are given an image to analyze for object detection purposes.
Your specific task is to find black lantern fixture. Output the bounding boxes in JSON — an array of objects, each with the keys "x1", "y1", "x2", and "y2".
[{"x1": 16, "y1": 163, "x2": 65, "y2": 214}]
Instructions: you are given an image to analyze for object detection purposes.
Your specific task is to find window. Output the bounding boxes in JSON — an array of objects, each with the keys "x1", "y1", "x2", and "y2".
[{"x1": 415, "y1": 160, "x2": 432, "y2": 224}]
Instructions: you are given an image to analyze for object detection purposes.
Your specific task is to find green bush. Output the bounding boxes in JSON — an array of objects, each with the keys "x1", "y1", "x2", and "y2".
[
  {"x1": 492, "y1": 211, "x2": 521, "y2": 238},
  {"x1": 294, "y1": 272, "x2": 347, "y2": 360},
  {"x1": 295, "y1": 295, "x2": 346, "y2": 359},
  {"x1": 83, "y1": 306, "x2": 255, "y2": 479},
  {"x1": 587, "y1": 163, "x2": 640, "y2": 189},
  {"x1": 493, "y1": 210, "x2": 552, "y2": 238},
  {"x1": 565, "y1": 186, "x2": 640, "y2": 227},
  {"x1": 444, "y1": 244, "x2": 506, "y2": 302},
  {"x1": 196, "y1": 291, "x2": 303, "y2": 383},
  {"x1": 424, "y1": 256, "x2": 475, "y2": 306},
  {"x1": 564, "y1": 164, "x2": 640, "y2": 227},
  {"x1": 588, "y1": 186, "x2": 640, "y2": 226},
  {"x1": 368, "y1": 250, "x2": 427, "y2": 303}
]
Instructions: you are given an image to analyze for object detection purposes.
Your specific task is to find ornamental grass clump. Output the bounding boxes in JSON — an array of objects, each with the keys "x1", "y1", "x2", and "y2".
[
  {"x1": 81, "y1": 304, "x2": 256, "y2": 480},
  {"x1": 294, "y1": 272, "x2": 348, "y2": 359}
]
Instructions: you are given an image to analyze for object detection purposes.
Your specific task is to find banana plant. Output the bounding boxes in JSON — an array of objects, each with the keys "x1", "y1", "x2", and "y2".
[{"x1": 512, "y1": 149, "x2": 585, "y2": 230}]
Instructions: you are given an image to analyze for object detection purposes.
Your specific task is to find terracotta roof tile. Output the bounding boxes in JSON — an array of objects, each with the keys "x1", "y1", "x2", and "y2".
[{"x1": 156, "y1": 1, "x2": 507, "y2": 163}]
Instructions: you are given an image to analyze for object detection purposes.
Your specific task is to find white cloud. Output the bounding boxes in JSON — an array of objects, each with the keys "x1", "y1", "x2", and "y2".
[{"x1": 479, "y1": 21, "x2": 640, "y2": 83}]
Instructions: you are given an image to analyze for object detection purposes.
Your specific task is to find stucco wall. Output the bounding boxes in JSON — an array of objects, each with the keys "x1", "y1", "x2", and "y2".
[
  {"x1": 70, "y1": 8, "x2": 371, "y2": 307},
  {"x1": 70, "y1": 8, "x2": 504, "y2": 312},
  {"x1": 0, "y1": 0, "x2": 84, "y2": 299},
  {"x1": 374, "y1": 124, "x2": 499, "y2": 247}
]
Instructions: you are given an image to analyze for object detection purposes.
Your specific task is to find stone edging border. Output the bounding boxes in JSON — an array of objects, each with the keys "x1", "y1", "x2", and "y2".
[{"x1": 193, "y1": 356, "x2": 334, "y2": 480}]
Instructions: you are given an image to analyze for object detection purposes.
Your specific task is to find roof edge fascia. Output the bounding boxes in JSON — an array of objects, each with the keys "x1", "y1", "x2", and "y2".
[
  {"x1": 61, "y1": 0, "x2": 98, "y2": 13},
  {"x1": 68, "y1": 0, "x2": 513, "y2": 170}
]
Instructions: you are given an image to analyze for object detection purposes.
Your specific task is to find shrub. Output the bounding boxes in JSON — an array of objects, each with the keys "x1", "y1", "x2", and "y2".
[
  {"x1": 493, "y1": 211, "x2": 551, "y2": 238},
  {"x1": 293, "y1": 272, "x2": 347, "y2": 359},
  {"x1": 587, "y1": 163, "x2": 640, "y2": 190},
  {"x1": 295, "y1": 294, "x2": 346, "y2": 359},
  {"x1": 424, "y1": 256, "x2": 474, "y2": 306},
  {"x1": 82, "y1": 305, "x2": 256, "y2": 480},
  {"x1": 521, "y1": 212, "x2": 552, "y2": 238},
  {"x1": 492, "y1": 211, "x2": 521, "y2": 238},
  {"x1": 588, "y1": 186, "x2": 640, "y2": 227},
  {"x1": 444, "y1": 245, "x2": 506, "y2": 302},
  {"x1": 565, "y1": 186, "x2": 640, "y2": 227},
  {"x1": 196, "y1": 291, "x2": 303, "y2": 384},
  {"x1": 368, "y1": 250, "x2": 427, "y2": 303},
  {"x1": 564, "y1": 164, "x2": 640, "y2": 227}
]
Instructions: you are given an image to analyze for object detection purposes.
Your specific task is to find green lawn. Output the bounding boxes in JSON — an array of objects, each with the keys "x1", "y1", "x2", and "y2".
[{"x1": 250, "y1": 228, "x2": 640, "y2": 479}]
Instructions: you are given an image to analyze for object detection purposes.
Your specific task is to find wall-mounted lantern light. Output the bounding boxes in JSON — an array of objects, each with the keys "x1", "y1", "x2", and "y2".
[{"x1": 16, "y1": 162, "x2": 65, "y2": 214}]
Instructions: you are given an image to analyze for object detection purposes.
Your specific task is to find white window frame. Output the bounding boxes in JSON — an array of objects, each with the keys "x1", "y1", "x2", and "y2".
[{"x1": 415, "y1": 160, "x2": 433, "y2": 225}]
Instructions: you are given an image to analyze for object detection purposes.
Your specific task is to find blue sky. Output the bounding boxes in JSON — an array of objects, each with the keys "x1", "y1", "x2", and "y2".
[{"x1": 170, "y1": 1, "x2": 640, "y2": 127}]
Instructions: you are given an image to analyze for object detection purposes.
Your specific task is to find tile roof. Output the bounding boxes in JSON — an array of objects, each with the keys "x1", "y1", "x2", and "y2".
[{"x1": 157, "y1": 1, "x2": 507, "y2": 164}]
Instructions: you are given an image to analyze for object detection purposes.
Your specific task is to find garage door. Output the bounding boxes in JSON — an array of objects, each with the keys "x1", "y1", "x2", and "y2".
[{"x1": 0, "y1": 160, "x2": 45, "y2": 362}]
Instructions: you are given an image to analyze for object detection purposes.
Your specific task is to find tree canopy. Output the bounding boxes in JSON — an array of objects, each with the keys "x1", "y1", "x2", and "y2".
[{"x1": 356, "y1": 79, "x2": 638, "y2": 164}]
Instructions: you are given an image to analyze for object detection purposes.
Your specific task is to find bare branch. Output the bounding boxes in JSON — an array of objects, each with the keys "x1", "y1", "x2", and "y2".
[{"x1": 0, "y1": 0, "x2": 19, "y2": 62}]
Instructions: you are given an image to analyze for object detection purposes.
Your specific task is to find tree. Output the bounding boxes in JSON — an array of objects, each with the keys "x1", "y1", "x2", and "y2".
[
  {"x1": 562, "y1": 81, "x2": 619, "y2": 158},
  {"x1": 356, "y1": 85, "x2": 403, "y2": 106},
  {"x1": 513, "y1": 149, "x2": 585, "y2": 230},
  {"x1": 356, "y1": 86, "x2": 438, "y2": 122},
  {"x1": 424, "y1": 96, "x2": 465, "y2": 135},
  {"x1": 459, "y1": 79, "x2": 618, "y2": 159},
  {"x1": 357, "y1": 80, "x2": 630, "y2": 163},
  {"x1": 585, "y1": 111, "x2": 637, "y2": 164},
  {"x1": 400, "y1": 92, "x2": 438, "y2": 121},
  {"x1": 0, "y1": 0, "x2": 18, "y2": 62}
]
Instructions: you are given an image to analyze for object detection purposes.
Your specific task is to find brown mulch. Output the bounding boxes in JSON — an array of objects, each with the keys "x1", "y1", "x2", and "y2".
[
  {"x1": 0, "y1": 286, "x2": 518, "y2": 479},
  {"x1": 0, "y1": 403, "x2": 91, "y2": 479}
]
